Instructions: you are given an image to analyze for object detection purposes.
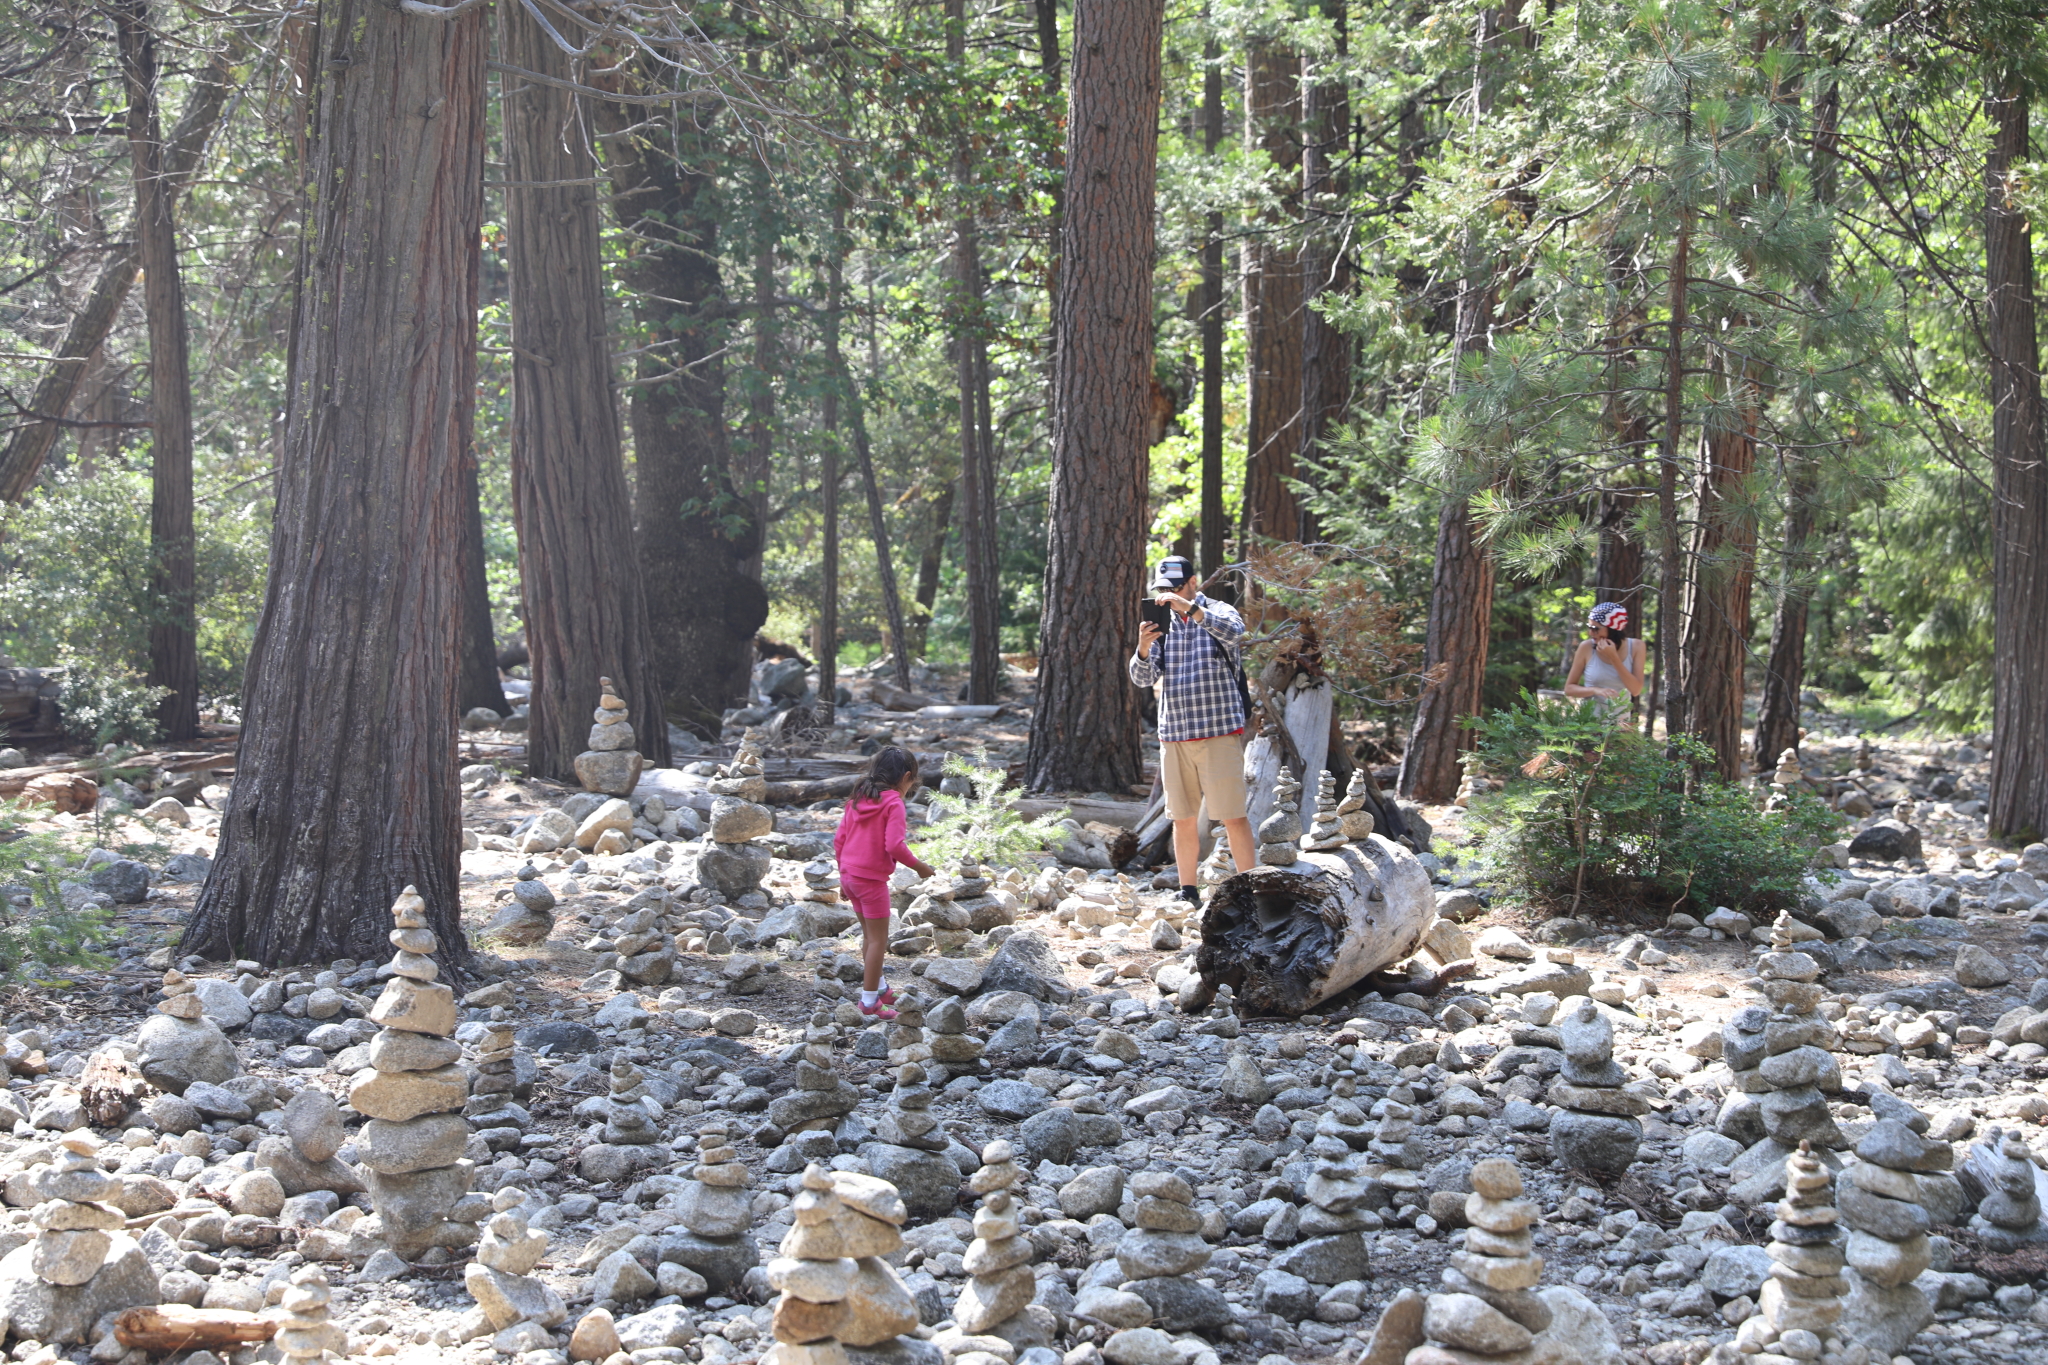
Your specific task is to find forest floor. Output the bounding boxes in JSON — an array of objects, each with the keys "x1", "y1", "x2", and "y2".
[{"x1": 2, "y1": 666, "x2": 2046, "y2": 1365}]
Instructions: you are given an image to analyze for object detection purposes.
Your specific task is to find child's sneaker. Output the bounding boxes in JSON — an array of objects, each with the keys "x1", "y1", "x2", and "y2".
[
  {"x1": 857, "y1": 998, "x2": 898, "y2": 1021},
  {"x1": 878, "y1": 984, "x2": 897, "y2": 1006}
]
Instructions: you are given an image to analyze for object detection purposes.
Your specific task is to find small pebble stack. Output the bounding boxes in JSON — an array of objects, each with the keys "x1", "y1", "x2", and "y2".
[
  {"x1": 702, "y1": 728, "x2": 772, "y2": 898},
  {"x1": 1366, "y1": 1086, "x2": 1426, "y2": 1215},
  {"x1": 1837, "y1": 1116, "x2": 1942, "y2": 1357},
  {"x1": 1302, "y1": 770, "x2": 1346, "y2": 851},
  {"x1": 1302, "y1": 1133, "x2": 1380, "y2": 1236},
  {"x1": 467, "y1": 1022, "x2": 520, "y2": 1139},
  {"x1": 1336, "y1": 770, "x2": 1377, "y2": 841},
  {"x1": 353, "y1": 886, "x2": 473, "y2": 1262},
  {"x1": 885, "y1": 999, "x2": 931, "y2": 1067},
  {"x1": 925, "y1": 997, "x2": 984, "y2": 1073},
  {"x1": 1256, "y1": 770, "x2": 1303, "y2": 867},
  {"x1": 1546, "y1": 999, "x2": 1645, "y2": 1178},
  {"x1": 1424, "y1": 1155, "x2": 1554, "y2": 1355},
  {"x1": 669, "y1": 1123, "x2": 760, "y2": 1293},
  {"x1": 1720, "y1": 1142, "x2": 1868, "y2": 1365},
  {"x1": 275, "y1": 1265, "x2": 344, "y2": 1365},
  {"x1": 1752, "y1": 917, "x2": 1847, "y2": 1155},
  {"x1": 465, "y1": 1190, "x2": 567, "y2": 1338},
  {"x1": 768, "y1": 1165, "x2": 915, "y2": 1364},
  {"x1": 768, "y1": 1010, "x2": 864, "y2": 1133},
  {"x1": 600, "y1": 1058, "x2": 661, "y2": 1145},
  {"x1": 1968, "y1": 1130, "x2": 2045, "y2": 1250},
  {"x1": 955, "y1": 1140, "x2": 1036, "y2": 1333},
  {"x1": 573, "y1": 677, "x2": 644, "y2": 798},
  {"x1": 877, "y1": 1062, "x2": 946, "y2": 1151},
  {"x1": 801, "y1": 860, "x2": 842, "y2": 904},
  {"x1": 136, "y1": 967, "x2": 239, "y2": 1094}
]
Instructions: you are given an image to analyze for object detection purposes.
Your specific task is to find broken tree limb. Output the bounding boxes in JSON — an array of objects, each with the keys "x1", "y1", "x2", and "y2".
[
  {"x1": 1193, "y1": 834, "x2": 1435, "y2": 1016},
  {"x1": 114, "y1": 1306, "x2": 275, "y2": 1352}
]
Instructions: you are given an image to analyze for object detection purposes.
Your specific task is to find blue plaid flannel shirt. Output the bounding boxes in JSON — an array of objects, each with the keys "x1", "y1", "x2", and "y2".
[{"x1": 1128, "y1": 593, "x2": 1248, "y2": 743}]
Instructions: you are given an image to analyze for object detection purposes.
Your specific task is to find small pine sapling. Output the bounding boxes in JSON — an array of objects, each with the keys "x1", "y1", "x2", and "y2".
[{"x1": 919, "y1": 752, "x2": 1067, "y2": 869}]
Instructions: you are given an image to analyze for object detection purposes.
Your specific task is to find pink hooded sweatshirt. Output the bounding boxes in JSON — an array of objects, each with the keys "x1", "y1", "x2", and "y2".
[{"x1": 834, "y1": 789, "x2": 918, "y2": 882}]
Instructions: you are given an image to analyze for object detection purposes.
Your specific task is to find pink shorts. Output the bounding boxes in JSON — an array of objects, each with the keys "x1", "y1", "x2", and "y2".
[{"x1": 842, "y1": 875, "x2": 892, "y2": 921}]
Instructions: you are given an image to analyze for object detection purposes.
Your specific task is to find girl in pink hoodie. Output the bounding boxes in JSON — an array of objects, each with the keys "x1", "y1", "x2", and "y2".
[{"x1": 834, "y1": 746, "x2": 935, "y2": 1019}]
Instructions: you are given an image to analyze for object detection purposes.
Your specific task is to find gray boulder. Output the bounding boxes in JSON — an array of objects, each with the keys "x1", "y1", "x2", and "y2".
[
  {"x1": 0, "y1": 1234, "x2": 157, "y2": 1343},
  {"x1": 136, "y1": 1013, "x2": 240, "y2": 1095},
  {"x1": 857, "y1": 1143, "x2": 960, "y2": 1222},
  {"x1": 979, "y1": 931, "x2": 1073, "y2": 1002}
]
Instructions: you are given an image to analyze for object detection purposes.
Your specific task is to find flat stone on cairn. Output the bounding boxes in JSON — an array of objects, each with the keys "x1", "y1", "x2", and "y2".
[
  {"x1": 701, "y1": 728, "x2": 773, "y2": 896},
  {"x1": 466, "y1": 1191, "x2": 568, "y2": 1336},
  {"x1": 1256, "y1": 769, "x2": 1302, "y2": 867},
  {"x1": 574, "y1": 677, "x2": 644, "y2": 797},
  {"x1": 353, "y1": 886, "x2": 475, "y2": 1263},
  {"x1": 1837, "y1": 1119, "x2": 1941, "y2": 1357},
  {"x1": 275, "y1": 1265, "x2": 345, "y2": 1365},
  {"x1": 1303, "y1": 770, "x2": 1346, "y2": 851},
  {"x1": 1337, "y1": 769, "x2": 1377, "y2": 841},
  {"x1": 954, "y1": 1141, "x2": 1037, "y2": 1336},
  {"x1": 136, "y1": 967, "x2": 240, "y2": 1094},
  {"x1": 1547, "y1": 1000, "x2": 1643, "y2": 1178},
  {"x1": 768, "y1": 1011, "x2": 864, "y2": 1132},
  {"x1": 1967, "y1": 1130, "x2": 2046, "y2": 1250},
  {"x1": 0, "y1": 1131, "x2": 158, "y2": 1343},
  {"x1": 768, "y1": 1165, "x2": 918, "y2": 1361}
]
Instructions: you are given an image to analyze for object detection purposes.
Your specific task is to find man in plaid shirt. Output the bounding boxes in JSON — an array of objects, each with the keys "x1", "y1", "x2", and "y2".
[{"x1": 1130, "y1": 555, "x2": 1256, "y2": 903}]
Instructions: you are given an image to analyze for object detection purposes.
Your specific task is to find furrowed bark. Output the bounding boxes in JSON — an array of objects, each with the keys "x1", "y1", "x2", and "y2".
[
  {"x1": 1242, "y1": 41, "x2": 1304, "y2": 544},
  {"x1": 184, "y1": 0, "x2": 486, "y2": 967}
]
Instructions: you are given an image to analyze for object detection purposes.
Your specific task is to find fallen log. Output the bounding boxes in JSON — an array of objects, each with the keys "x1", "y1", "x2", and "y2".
[
  {"x1": 1193, "y1": 834, "x2": 1436, "y2": 1016},
  {"x1": 114, "y1": 1306, "x2": 276, "y2": 1352}
]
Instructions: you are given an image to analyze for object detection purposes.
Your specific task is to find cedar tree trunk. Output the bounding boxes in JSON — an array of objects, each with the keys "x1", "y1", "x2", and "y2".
[
  {"x1": 1242, "y1": 41, "x2": 1303, "y2": 543},
  {"x1": 1026, "y1": 0, "x2": 1164, "y2": 793},
  {"x1": 183, "y1": 0, "x2": 485, "y2": 966},
  {"x1": 1296, "y1": 0, "x2": 1351, "y2": 542},
  {"x1": 1198, "y1": 33, "x2": 1227, "y2": 577},
  {"x1": 1753, "y1": 464, "x2": 1815, "y2": 769},
  {"x1": 499, "y1": 11, "x2": 666, "y2": 776},
  {"x1": 1679, "y1": 373, "x2": 1760, "y2": 780},
  {"x1": 455, "y1": 447, "x2": 508, "y2": 719}
]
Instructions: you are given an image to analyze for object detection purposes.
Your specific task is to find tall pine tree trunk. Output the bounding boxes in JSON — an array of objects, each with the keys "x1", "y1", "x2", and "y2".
[
  {"x1": 455, "y1": 449, "x2": 508, "y2": 719},
  {"x1": 1198, "y1": 31, "x2": 1227, "y2": 578},
  {"x1": 113, "y1": 0, "x2": 199, "y2": 741},
  {"x1": 595, "y1": 93, "x2": 764, "y2": 734},
  {"x1": 184, "y1": 0, "x2": 485, "y2": 966},
  {"x1": 1753, "y1": 462, "x2": 1815, "y2": 769},
  {"x1": 1680, "y1": 363, "x2": 1760, "y2": 779},
  {"x1": 1027, "y1": 0, "x2": 1164, "y2": 793},
  {"x1": 1242, "y1": 42, "x2": 1303, "y2": 543},
  {"x1": 951, "y1": 0, "x2": 999, "y2": 703},
  {"x1": 499, "y1": 11, "x2": 666, "y2": 777},
  {"x1": 1986, "y1": 82, "x2": 2048, "y2": 841},
  {"x1": 912, "y1": 484, "x2": 954, "y2": 659},
  {"x1": 1297, "y1": 0, "x2": 1351, "y2": 542}
]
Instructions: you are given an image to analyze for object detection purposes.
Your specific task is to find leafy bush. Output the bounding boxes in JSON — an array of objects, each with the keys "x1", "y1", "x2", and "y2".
[
  {"x1": 1468, "y1": 694, "x2": 1839, "y2": 917},
  {"x1": 0, "y1": 467, "x2": 268, "y2": 705},
  {"x1": 57, "y1": 657, "x2": 170, "y2": 748},
  {"x1": 0, "y1": 806, "x2": 114, "y2": 983},
  {"x1": 918, "y1": 752, "x2": 1067, "y2": 869}
]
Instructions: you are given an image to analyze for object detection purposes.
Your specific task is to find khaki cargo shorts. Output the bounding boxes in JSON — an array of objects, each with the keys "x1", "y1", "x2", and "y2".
[{"x1": 1161, "y1": 732, "x2": 1248, "y2": 822}]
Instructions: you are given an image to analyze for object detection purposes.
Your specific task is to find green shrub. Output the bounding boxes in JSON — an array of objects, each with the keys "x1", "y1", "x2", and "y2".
[
  {"x1": 0, "y1": 805, "x2": 114, "y2": 983},
  {"x1": 1468, "y1": 693, "x2": 1839, "y2": 917},
  {"x1": 919, "y1": 752, "x2": 1067, "y2": 869},
  {"x1": 56, "y1": 656, "x2": 170, "y2": 748}
]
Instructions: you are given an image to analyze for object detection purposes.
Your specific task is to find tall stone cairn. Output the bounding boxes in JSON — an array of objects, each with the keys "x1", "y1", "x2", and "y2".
[
  {"x1": 1256, "y1": 769, "x2": 1303, "y2": 867},
  {"x1": 1838, "y1": 1118, "x2": 1944, "y2": 1356},
  {"x1": 766, "y1": 1011, "x2": 863, "y2": 1135},
  {"x1": 702, "y1": 728, "x2": 773, "y2": 897},
  {"x1": 1366, "y1": 1085, "x2": 1427, "y2": 1216},
  {"x1": 0, "y1": 1130, "x2": 158, "y2": 1343},
  {"x1": 769, "y1": 1165, "x2": 918, "y2": 1365},
  {"x1": 275, "y1": 1266, "x2": 344, "y2": 1365},
  {"x1": 1302, "y1": 1132, "x2": 1379, "y2": 1236},
  {"x1": 925, "y1": 997, "x2": 984, "y2": 1075},
  {"x1": 466, "y1": 1190, "x2": 567, "y2": 1335},
  {"x1": 601, "y1": 1058, "x2": 663, "y2": 1145},
  {"x1": 1408, "y1": 1156, "x2": 1553, "y2": 1365},
  {"x1": 1336, "y1": 769, "x2": 1376, "y2": 841},
  {"x1": 575, "y1": 677, "x2": 644, "y2": 797},
  {"x1": 877, "y1": 1062, "x2": 946, "y2": 1151},
  {"x1": 1303, "y1": 770, "x2": 1346, "y2": 851},
  {"x1": 1712, "y1": 1142, "x2": 1870, "y2": 1365},
  {"x1": 1546, "y1": 999, "x2": 1645, "y2": 1178},
  {"x1": 1753, "y1": 915, "x2": 1847, "y2": 1156},
  {"x1": 668, "y1": 1122, "x2": 757, "y2": 1289},
  {"x1": 352, "y1": 886, "x2": 473, "y2": 1261},
  {"x1": 955, "y1": 1141, "x2": 1036, "y2": 1333},
  {"x1": 1970, "y1": 1130, "x2": 2046, "y2": 1249}
]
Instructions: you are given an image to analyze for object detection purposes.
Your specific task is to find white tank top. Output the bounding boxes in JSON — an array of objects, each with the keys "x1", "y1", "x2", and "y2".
[{"x1": 1583, "y1": 637, "x2": 1637, "y2": 694}]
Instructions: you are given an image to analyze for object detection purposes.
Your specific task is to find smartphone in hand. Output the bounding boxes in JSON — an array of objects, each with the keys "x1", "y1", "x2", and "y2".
[{"x1": 1140, "y1": 597, "x2": 1174, "y2": 630}]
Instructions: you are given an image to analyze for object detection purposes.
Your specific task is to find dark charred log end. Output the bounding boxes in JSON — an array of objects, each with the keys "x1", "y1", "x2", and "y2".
[{"x1": 1196, "y1": 866, "x2": 1338, "y2": 1017}]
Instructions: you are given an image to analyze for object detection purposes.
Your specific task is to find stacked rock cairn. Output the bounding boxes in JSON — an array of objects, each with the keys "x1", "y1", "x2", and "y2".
[
  {"x1": 352, "y1": 886, "x2": 473, "y2": 1262},
  {"x1": 258, "y1": 1088, "x2": 364, "y2": 1198},
  {"x1": 1302, "y1": 770, "x2": 1346, "y2": 851},
  {"x1": 1255, "y1": 769, "x2": 1303, "y2": 867},
  {"x1": 4, "y1": 1131, "x2": 157, "y2": 1341},
  {"x1": 877, "y1": 1062, "x2": 945, "y2": 1151},
  {"x1": 1409, "y1": 1155, "x2": 1554, "y2": 1365},
  {"x1": 1336, "y1": 769, "x2": 1377, "y2": 840},
  {"x1": 490, "y1": 864, "x2": 556, "y2": 945},
  {"x1": 801, "y1": 859, "x2": 841, "y2": 904},
  {"x1": 275, "y1": 1266, "x2": 344, "y2": 1365},
  {"x1": 1116, "y1": 1171, "x2": 1210, "y2": 1290},
  {"x1": 702, "y1": 728, "x2": 772, "y2": 899},
  {"x1": 1752, "y1": 918, "x2": 1847, "y2": 1160},
  {"x1": 767, "y1": 1011, "x2": 863, "y2": 1138},
  {"x1": 670, "y1": 1122, "x2": 758, "y2": 1292},
  {"x1": 466, "y1": 1190, "x2": 567, "y2": 1340},
  {"x1": 467, "y1": 1021, "x2": 521, "y2": 1147},
  {"x1": 1303, "y1": 1131, "x2": 1380, "y2": 1236},
  {"x1": 574, "y1": 677, "x2": 644, "y2": 797},
  {"x1": 768, "y1": 1165, "x2": 917, "y2": 1365},
  {"x1": 885, "y1": 1000, "x2": 932, "y2": 1068},
  {"x1": 1366, "y1": 1085, "x2": 1426, "y2": 1219},
  {"x1": 1838, "y1": 1116, "x2": 1942, "y2": 1356},
  {"x1": 1969, "y1": 1130, "x2": 2046, "y2": 1250},
  {"x1": 955, "y1": 1141, "x2": 1037, "y2": 1333},
  {"x1": 137, "y1": 967, "x2": 238, "y2": 1094},
  {"x1": 1711, "y1": 1143, "x2": 1868, "y2": 1365},
  {"x1": 926, "y1": 997, "x2": 984, "y2": 1076},
  {"x1": 601, "y1": 1058, "x2": 663, "y2": 1146},
  {"x1": 1546, "y1": 999, "x2": 1645, "y2": 1178}
]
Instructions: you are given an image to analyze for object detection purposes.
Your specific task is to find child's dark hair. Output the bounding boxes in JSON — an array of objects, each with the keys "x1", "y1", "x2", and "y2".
[{"x1": 850, "y1": 746, "x2": 919, "y2": 805}]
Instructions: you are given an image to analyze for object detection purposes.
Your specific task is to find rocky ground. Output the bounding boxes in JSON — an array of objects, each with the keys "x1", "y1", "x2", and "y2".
[{"x1": 2, "y1": 666, "x2": 2045, "y2": 1365}]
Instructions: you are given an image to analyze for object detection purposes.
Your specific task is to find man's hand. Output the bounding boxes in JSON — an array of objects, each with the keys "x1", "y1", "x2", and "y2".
[
  {"x1": 1156, "y1": 589, "x2": 1197, "y2": 616},
  {"x1": 1137, "y1": 621, "x2": 1163, "y2": 655}
]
